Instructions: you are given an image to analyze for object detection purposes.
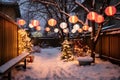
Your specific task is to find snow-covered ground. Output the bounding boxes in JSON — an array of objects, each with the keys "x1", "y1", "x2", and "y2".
[{"x1": 11, "y1": 47, "x2": 120, "y2": 80}]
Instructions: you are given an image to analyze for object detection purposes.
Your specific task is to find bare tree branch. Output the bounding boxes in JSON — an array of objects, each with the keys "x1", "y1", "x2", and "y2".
[
  {"x1": 75, "y1": 1, "x2": 90, "y2": 13},
  {"x1": 115, "y1": 1, "x2": 120, "y2": 7}
]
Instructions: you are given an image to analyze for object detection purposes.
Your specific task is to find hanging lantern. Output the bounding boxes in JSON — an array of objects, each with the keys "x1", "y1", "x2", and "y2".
[
  {"x1": 17, "y1": 19, "x2": 26, "y2": 26},
  {"x1": 73, "y1": 24, "x2": 80, "y2": 30},
  {"x1": 29, "y1": 23, "x2": 34, "y2": 28},
  {"x1": 63, "y1": 28, "x2": 69, "y2": 34},
  {"x1": 68, "y1": 15, "x2": 78, "y2": 24},
  {"x1": 95, "y1": 15, "x2": 104, "y2": 24},
  {"x1": 78, "y1": 28, "x2": 83, "y2": 33},
  {"x1": 105, "y1": 6, "x2": 117, "y2": 16},
  {"x1": 82, "y1": 25, "x2": 89, "y2": 31},
  {"x1": 36, "y1": 26, "x2": 41, "y2": 31},
  {"x1": 48, "y1": 18, "x2": 57, "y2": 26},
  {"x1": 88, "y1": 27, "x2": 92, "y2": 32},
  {"x1": 71, "y1": 29, "x2": 76, "y2": 33},
  {"x1": 45, "y1": 27, "x2": 50, "y2": 32},
  {"x1": 87, "y1": 11, "x2": 98, "y2": 21},
  {"x1": 60, "y1": 22, "x2": 67, "y2": 29},
  {"x1": 54, "y1": 28, "x2": 59, "y2": 33},
  {"x1": 31, "y1": 20, "x2": 40, "y2": 26}
]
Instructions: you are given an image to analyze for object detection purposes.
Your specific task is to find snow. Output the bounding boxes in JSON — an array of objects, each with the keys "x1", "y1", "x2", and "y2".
[
  {"x1": 10, "y1": 47, "x2": 120, "y2": 80},
  {"x1": 0, "y1": 52, "x2": 29, "y2": 73}
]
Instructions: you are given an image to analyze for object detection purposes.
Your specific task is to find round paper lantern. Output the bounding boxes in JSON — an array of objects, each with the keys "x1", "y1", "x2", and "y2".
[
  {"x1": 78, "y1": 28, "x2": 83, "y2": 33},
  {"x1": 82, "y1": 25, "x2": 89, "y2": 31},
  {"x1": 31, "y1": 20, "x2": 40, "y2": 26},
  {"x1": 71, "y1": 29, "x2": 76, "y2": 33},
  {"x1": 45, "y1": 27, "x2": 50, "y2": 32},
  {"x1": 68, "y1": 15, "x2": 78, "y2": 23},
  {"x1": 63, "y1": 28, "x2": 69, "y2": 34},
  {"x1": 73, "y1": 24, "x2": 80, "y2": 30},
  {"x1": 17, "y1": 19, "x2": 26, "y2": 26},
  {"x1": 60, "y1": 22, "x2": 67, "y2": 29},
  {"x1": 88, "y1": 27, "x2": 92, "y2": 32},
  {"x1": 36, "y1": 26, "x2": 41, "y2": 31},
  {"x1": 95, "y1": 15, "x2": 104, "y2": 24},
  {"x1": 105, "y1": 6, "x2": 116, "y2": 16},
  {"x1": 54, "y1": 28, "x2": 59, "y2": 33},
  {"x1": 87, "y1": 11, "x2": 98, "y2": 21},
  {"x1": 29, "y1": 23, "x2": 34, "y2": 28},
  {"x1": 48, "y1": 18, "x2": 57, "y2": 26}
]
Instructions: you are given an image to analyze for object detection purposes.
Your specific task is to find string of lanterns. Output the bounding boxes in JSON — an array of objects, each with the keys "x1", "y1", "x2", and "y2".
[{"x1": 17, "y1": 6, "x2": 117, "y2": 34}]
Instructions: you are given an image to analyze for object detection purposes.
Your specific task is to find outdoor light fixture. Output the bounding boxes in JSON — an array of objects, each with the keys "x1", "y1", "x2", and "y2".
[
  {"x1": 63, "y1": 28, "x2": 69, "y2": 34},
  {"x1": 29, "y1": 23, "x2": 34, "y2": 28},
  {"x1": 68, "y1": 15, "x2": 78, "y2": 24},
  {"x1": 95, "y1": 15, "x2": 104, "y2": 24},
  {"x1": 105, "y1": 6, "x2": 117, "y2": 16},
  {"x1": 87, "y1": 11, "x2": 98, "y2": 21},
  {"x1": 71, "y1": 29, "x2": 76, "y2": 33},
  {"x1": 78, "y1": 28, "x2": 83, "y2": 33},
  {"x1": 17, "y1": 19, "x2": 26, "y2": 26},
  {"x1": 35, "y1": 26, "x2": 41, "y2": 31},
  {"x1": 82, "y1": 25, "x2": 89, "y2": 31},
  {"x1": 88, "y1": 27, "x2": 92, "y2": 32},
  {"x1": 60, "y1": 22, "x2": 67, "y2": 29},
  {"x1": 54, "y1": 28, "x2": 59, "y2": 33},
  {"x1": 73, "y1": 24, "x2": 80, "y2": 30},
  {"x1": 48, "y1": 18, "x2": 57, "y2": 26},
  {"x1": 31, "y1": 20, "x2": 40, "y2": 26},
  {"x1": 45, "y1": 27, "x2": 50, "y2": 32}
]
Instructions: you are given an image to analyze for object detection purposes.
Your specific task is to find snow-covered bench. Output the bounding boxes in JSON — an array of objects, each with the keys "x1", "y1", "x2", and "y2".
[
  {"x1": 77, "y1": 56, "x2": 93, "y2": 66},
  {"x1": 0, "y1": 52, "x2": 30, "y2": 80}
]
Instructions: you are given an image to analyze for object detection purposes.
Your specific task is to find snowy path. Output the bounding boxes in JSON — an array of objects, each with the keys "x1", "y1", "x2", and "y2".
[{"x1": 12, "y1": 47, "x2": 120, "y2": 80}]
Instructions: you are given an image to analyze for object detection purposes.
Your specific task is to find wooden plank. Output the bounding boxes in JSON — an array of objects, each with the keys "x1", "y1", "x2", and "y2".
[
  {"x1": 101, "y1": 35, "x2": 110, "y2": 57},
  {"x1": 110, "y1": 35, "x2": 119, "y2": 59},
  {"x1": 0, "y1": 52, "x2": 29, "y2": 74}
]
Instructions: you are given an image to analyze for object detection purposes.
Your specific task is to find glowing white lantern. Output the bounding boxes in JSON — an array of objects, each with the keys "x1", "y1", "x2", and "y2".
[
  {"x1": 63, "y1": 28, "x2": 69, "y2": 34},
  {"x1": 88, "y1": 27, "x2": 92, "y2": 32},
  {"x1": 54, "y1": 28, "x2": 59, "y2": 33},
  {"x1": 60, "y1": 22, "x2": 67, "y2": 29},
  {"x1": 71, "y1": 29, "x2": 76, "y2": 33},
  {"x1": 29, "y1": 23, "x2": 34, "y2": 28},
  {"x1": 78, "y1": 28, "x2": 83, "y2": 33},
  {"x1": 73, "y1": 24, "x2": 80, "y2": 30}
]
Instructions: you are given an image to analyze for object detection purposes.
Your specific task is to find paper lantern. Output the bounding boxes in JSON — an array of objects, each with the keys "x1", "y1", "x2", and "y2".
[
  {"x1": 17, "y1": 19, "x2": 26, "y2": 26},
  {"x1": 36, "y1": 26, "x2": 41, "y2": 31},
  {"x1": 31, "y1": 20, "x2": 40, "y2": 26},
  {"x1": 68, "y1": 15, "x2": 78, "y2": 23},
  {"x1": 29, "y1": 23, "x2": 34, "y2": 28},
  {"x1": 63, "y1": 28, "x2": 69, "y2": 34},
  {"x1": 71, "y1": 29, "x2": 76, "y2": 33},
  {"x1": 78, "y1": 28, "x2": 83, "y2": 33},
  {"x1": 48, "y1": 18, "x2": 57, "y2": 26},
  {"x1": 45, "y1": 27, "x2": 50, "y2": 32},
  {"x1": 88, "y1": 27, "x2": 92, "y2": 32},
  {"x1": 82, "y1": 25, "x2": 89, "y2": 31},
  {"x1": 95, "y1": 15, "x2": 104, "y2": 24},
  {"x1": 87, "y1": 11, "x2": 98, "y2": 21},
  {"x1": 105, "y1": 6, "x2": 116, "y2": 16},
  {"x1": 60, "y1": 22, "x2": 67, "y2": 29},
  {"x1": 54, "y1": 28, "x2": 59, "y2": 33},
  {"x1": 73, "y1": 24, "x2": 80, "y2": 30}
]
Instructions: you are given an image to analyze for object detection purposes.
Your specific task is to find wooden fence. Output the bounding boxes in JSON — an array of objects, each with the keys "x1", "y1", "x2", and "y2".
[
  {"x1": 0, "y1": 12, "x2": 18, "y2": 66},
  {"x1": 96, "y1": 28, "x2": 120, "y2": 64}
]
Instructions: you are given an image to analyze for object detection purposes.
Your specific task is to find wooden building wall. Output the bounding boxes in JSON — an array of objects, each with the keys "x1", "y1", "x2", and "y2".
[
  {"x1": 0, "y1": 12, "x2": 18, "y2": 66},
  {"x1": 96, "y1": 29, "x2": 120, "y2": 64}
]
